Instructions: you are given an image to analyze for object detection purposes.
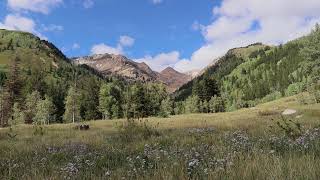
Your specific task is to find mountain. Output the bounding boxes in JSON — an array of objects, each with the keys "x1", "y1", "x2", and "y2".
[
  {"x1": 157, "y1": 67, "x2": 192, "y2": 93},
  {"x1": 73, "y1": 54, "x2": 158, "y2": 82},
  {"x1": 173, "y1": 43, "x2": 270, "y2": 101},
  {"x1": 0, "y1": 29, "x2": 103, "y2": 122},
  {"x1": 73, "y1": 54, "x2": 192, "y2": 92},
  {"x1": 174, "y1": 28, "x2": 320, "y2": 111}
]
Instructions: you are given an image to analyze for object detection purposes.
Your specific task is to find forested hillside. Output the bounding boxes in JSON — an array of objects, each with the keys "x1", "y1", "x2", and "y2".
[
  {"x1": 0, "y1": 29, "x2": 174, "y2": 127},
  {"x1": 174, "y1": 25, "x2": 320, "y2": 112}
]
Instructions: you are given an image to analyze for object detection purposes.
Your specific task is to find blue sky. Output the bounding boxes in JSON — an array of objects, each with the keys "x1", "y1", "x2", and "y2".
[{"x1": 1, "y1": 0, "x2": 320, "y2": 72}]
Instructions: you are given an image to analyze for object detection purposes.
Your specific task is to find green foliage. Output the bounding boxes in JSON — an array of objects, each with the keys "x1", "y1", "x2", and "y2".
[
  {"x1": 176, "y1": 24, "x2": 320, "y2": 111},
  {"x1": 63, "y1": 86, "x2": 81, "y2": 123},
  {"x1": 192, "y1": 72, "x2": 219, "y2": 102},
  {"x1": 33, "y1": 95, "x2": 55, "y2": 125},
  {"x1": 99, "y1": 83, "x2": 122, "y2": 119},
  {"x1": 12, "y1": 102, "x2": 25, "y2": 125},
  {"x1": 209, "y1": 95, "x2": 226, "y2": 113},
  {"x1": 260, "y1": 91, "x2": 282, "y2": 104},
  {"x1": 285, "y1": 82, "x2": 305, "y2": 96},
  {"x1": 185, "y1": 95, "x2": 200, "y2": 114},
  {"x1": 25, "y1": 91, "x2": 41, "y2": 124},
  {"x1": 159, "y1": 97, "x2": 173, "y2": 118},
  {"x1": 273, "y1": 116, "x2": 302, "y2": 140}
]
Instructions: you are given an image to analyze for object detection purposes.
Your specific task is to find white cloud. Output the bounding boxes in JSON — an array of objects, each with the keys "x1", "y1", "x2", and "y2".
[
  {"x1": 119, "y1": 35, "x2": 135, "y2": 47},
  {"x1": 83, "y1": 0, "x2": 94, "y2": 9},
  {"x1": 152, "y1": 0, "x2": 163, "y2": 5},
  {"x1": 72, "y1": 43, "x2": 80, "y2": 50},
  {"x1": 135, "y1": 51, "x2": 187, "y2": 72},
  {"x1": 171, "y1": 0, "x2": 320, "y2": 72},
  {"x1": 7, "y1": 0, "x2": 63, "y2": 14},
  {"x1": 91, "y1": 35, "x2": 135, "y2": 55},
  {"x1": 91, "y1": 43, "x2": 123, "y2": 55},
  {"x1": 0, "y1": 14, "x2": 46, "y2": 39}
]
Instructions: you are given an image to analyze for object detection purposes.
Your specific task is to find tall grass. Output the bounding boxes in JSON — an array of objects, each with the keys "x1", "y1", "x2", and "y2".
[{"x1": 0, "y1": 96, "x2": 319, "y2": 179}]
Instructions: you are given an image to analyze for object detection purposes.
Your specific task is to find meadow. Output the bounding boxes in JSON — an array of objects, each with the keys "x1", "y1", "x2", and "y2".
[{"x1": 0, "y1": 94, "x2": 319, "y2": 179}]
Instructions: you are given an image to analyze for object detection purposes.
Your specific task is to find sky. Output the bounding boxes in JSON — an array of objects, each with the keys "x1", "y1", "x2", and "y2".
[{"x1": 0, "y1": 0, "x2": 320, "y2": 73}]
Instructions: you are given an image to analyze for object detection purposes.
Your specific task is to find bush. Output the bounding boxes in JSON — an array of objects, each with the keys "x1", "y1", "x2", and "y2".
[
  {"x1": 116, "y1": 120, "x2": 161, "y2": 142},
  {"x1": 285, "y1": 82, "x2": 305, "y2": 97},
  {"x1": 260, "y1": 91, "x2": 282, "y2": 103}
]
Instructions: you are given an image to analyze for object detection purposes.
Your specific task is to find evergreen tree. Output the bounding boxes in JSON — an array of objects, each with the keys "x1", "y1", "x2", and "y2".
[{"x1": 126, "y1": 83, "x2": 147, "y2": 120}]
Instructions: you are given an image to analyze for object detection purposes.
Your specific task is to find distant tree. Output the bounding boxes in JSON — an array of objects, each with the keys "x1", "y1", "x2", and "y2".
[
  {"x1": 25, "y1": 91, "x2": 41, "y2": 124},
  {"x1": 159, "y1": 97, "x2": 173, "y2": 117},
  {"x1": 124, "y1": 83, "x2": 147, "y2": 120},
  {"x1": 174, "y1": 101, "x2": 185, "y2": 115},
  {"x1": 12, "y1": 102, "x2": 25, "y2": 125},
  {"x1": 34, "y1": 95, "x2": 55, "y2": 125},
  {"x1": 192, "y1": 73, "x2": 219, "y2": 102},
  {"x1": 132, "y1": 83, "x2": 147, "y2": 119},
  {"x1": 99, "y1": 83, "x2": 122, "y2": 119},
  {"x1": 145, "y1": 83, "x2": 168, "y2": 116},
  {"x1": 202, "y1": 100, "x2": 209, "y2": 113},
  {"x1": 185, "y1": 95, "x2": 200, "y2": 114},
  {"x1": 64, "y1": 86, "x2": 81, "y2": 123},
  {"x1": 209, "y1": 95, "x2": 226, "y2": 113}
]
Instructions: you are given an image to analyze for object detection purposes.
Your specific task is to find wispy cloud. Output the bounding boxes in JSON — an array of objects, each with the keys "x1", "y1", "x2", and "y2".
[
  {"x1": 83, "y1": 0, "x2": 94, "y2": 9},
  {"x1": 7, "y1": 0, "x2": 63, "y2": 14},
  {"x1": 152, "y1": 0, "x2": 163, "y2": 5}
]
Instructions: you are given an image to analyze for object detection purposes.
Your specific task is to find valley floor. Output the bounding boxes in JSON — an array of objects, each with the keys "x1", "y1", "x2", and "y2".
[{"x1": 0, "y1": 95, "x2": 320, "y2": 179}]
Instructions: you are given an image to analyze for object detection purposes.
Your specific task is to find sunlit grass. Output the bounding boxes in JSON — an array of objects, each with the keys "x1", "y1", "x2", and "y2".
[{"x1": 0, "y1": 94, "x2": 319, "y2": 179}]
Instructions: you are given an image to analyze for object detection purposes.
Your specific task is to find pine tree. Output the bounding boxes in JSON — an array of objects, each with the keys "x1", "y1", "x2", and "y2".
[{"x1": 64, "y1": 86, "x2": 81, "y2": 123}]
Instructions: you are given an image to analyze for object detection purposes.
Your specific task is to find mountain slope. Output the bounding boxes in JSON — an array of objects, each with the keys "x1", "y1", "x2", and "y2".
[
  {"x1": 73, "y1": 54, "x2": 158, "y2": 82},
  {"x1": 0, "y1": 29, "x2": 103, "y2": 122},
  {"x1": 174, "y1": 28, "x2": 320, "y2": 110},
  {"x1": 173, "y1": 43, "x2": 270, "y2": 101},
  {"x1": 157, "y1": 67, "x2": 192, "y2": 93},
  {"x1": 74, "y1": 54, "x2": 192, "y2": 92}
]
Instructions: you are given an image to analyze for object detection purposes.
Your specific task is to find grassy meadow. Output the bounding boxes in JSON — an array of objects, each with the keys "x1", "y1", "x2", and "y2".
[{"x1": 0, "y1": 94, "x2": 320, "y2": 179}]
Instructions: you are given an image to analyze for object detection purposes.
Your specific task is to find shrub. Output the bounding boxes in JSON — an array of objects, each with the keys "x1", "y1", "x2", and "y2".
[
  {"x1": 260, "y1": 91, "x2": 282, "y2": 103},
  {"x1": 116, "y1": 120, "x2": 161, "y2": 142}
]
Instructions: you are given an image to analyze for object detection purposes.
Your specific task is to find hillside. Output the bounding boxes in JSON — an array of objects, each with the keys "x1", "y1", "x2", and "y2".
[
  {"x1": 174, "y1": 29, "x2": 320, "y2": 111},
  {"x1": 74, "y1": 54, "x2": 191, "y2": 92},
  {"x1": 0, "y1": 29, "x2": 103, "y2": 123}
]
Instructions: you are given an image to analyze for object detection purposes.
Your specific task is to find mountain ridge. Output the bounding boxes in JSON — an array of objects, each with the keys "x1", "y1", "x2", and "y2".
[{"x1": 73, "y1": 53, "x2": 192, "y2": 92}]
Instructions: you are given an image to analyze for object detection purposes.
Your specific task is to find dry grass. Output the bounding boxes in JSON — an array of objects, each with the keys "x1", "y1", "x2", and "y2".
[{"x1": 0, "y1": 94, "x2": 319, "y2": 179}]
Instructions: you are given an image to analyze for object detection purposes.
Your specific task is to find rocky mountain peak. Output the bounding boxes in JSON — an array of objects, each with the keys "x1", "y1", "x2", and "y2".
[{"x1": 74, "y1": 53, "x2": 193, "y2": 93}]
